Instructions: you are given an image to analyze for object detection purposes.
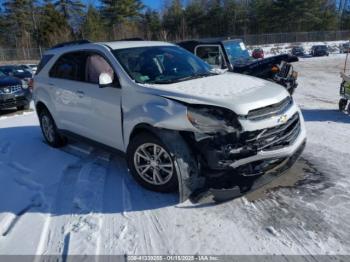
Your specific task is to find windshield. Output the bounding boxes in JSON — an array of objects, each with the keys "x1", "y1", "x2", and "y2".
[
  {"x1": 113, "y1": 46, "x2": 214, "y2": 84},
  {"x1": 315, "y1": 46, "x2": 327, "y2": 50},
  {"x1": 0, "y1": 69, "x2": 6, "y2": 77},
  {"x1": 0, "y1": 67, "x2": 13, "y2": 75},
  {"x1": 223, "y1": 41, "x2": 251, "y2": 64}
]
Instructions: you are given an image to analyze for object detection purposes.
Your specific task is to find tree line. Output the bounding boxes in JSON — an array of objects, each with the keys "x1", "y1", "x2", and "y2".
[{"x1": 1, "y1": 0, "x2": 350, "y2": 49}]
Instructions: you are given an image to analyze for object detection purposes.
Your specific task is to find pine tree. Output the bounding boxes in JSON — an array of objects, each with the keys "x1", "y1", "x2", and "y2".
[
  {"x1": 81, "y1": 5, "x2": 106, "y2": 41},
  {"x1": 38, "y1": 2, "x2": 72, "y2": 47},
  {"x1": 101, "y1": 0, "x2": 143, "y2": 27},
  {"x1": 101, "y1": 0, "x2": 143, "y2": 39},
  {"x1": 2, "y1": 0, "x2": 33, "y2": 48},
  {"x1": 141, "y1": 8, "x2": 161, "y2": 40},
  {"x1": 184, "y1": 0, "x2": 206, "y2": 38},
  {"x1": 54, "y1": 0, "x2": 85, "y2": 34},
  {"x1": 162, "y1": 0, "x2": 186, "y2": 40}
]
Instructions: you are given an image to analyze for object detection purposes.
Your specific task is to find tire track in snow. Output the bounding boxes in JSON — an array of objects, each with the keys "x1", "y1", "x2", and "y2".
[
  {"x1": 68, "y1": 150, "x2": 111, "y2": 255},
  {"x1": 0, "y1": 142, "x2": 46, "y2": 238},
  {"x1": 37, "y1": 146, "x2": 112, "y2": 256},
  {"x1": 98, "y1": 156, "x2": 137, "y2": 255}
]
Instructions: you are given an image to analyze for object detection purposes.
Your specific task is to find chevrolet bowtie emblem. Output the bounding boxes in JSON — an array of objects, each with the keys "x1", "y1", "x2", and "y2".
[{"x1": 278, "y1": 114, "x2": 288, "y2": 124}]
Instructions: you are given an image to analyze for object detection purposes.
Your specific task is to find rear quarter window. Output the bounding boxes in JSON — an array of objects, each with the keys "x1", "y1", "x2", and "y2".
[{"x1": 36, "y1": 54, "x2": 54, "y2": 75}]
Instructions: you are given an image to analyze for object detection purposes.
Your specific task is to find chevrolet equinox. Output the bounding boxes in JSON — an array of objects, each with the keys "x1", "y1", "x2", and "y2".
[{"x1": 33, "y1": 40, "x2": 306, "y2": 202}]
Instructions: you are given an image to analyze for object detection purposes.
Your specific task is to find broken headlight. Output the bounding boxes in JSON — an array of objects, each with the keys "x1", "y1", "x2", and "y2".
[{"x1": 187, "y1": 106, "x2": 241, "y2": 134}]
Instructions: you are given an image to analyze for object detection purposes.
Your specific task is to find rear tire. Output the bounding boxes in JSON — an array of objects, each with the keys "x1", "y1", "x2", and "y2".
[
  {"x1": 39, "y1": 108, "x2": 66, "y2": 148},
  {"x1": 127, "y1": 132, "x2": 178, "y2": 193}
]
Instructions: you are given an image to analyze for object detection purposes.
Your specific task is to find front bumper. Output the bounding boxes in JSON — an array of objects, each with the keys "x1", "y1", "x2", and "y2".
[
  {"x1": 196, "y1": 139, "x2": 306, "y2": 203},
  {"x1": 229, "y1": 122, "x2": 306, "y2": 169},
  {"x1": 0, "y1": 90, "x2": 32, "y2": 109},
  {"x1": 189, "y1": 104, "x2": 307, "y2": 203}
]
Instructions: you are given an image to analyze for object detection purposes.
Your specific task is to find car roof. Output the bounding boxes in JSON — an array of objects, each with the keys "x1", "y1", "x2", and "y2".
[
  {"x1": 101, "y1": 41, "x2": 174, "y2": 50},
  {"x1": 45, "y1": 41, "x2": 175, "y2": 55}
]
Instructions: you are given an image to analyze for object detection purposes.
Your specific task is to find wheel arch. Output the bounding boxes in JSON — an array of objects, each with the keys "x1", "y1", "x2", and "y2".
[
  {"x1": 127, "y1": 123, "x2": 165, "y2": 151},
  {"x1": 35, "y1": 101, "x2": 49, "y2": 116}
]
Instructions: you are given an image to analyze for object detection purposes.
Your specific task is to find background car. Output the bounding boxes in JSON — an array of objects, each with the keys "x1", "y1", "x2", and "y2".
[
  {"x1": 0, "y1": 68, "x2": 32, "y2": 111},
  {"x1": 310, "y1": 45, "x2": 329, "y2": 57},
  {"x1": 178, "y1": 38, "x2": 299, "y2": 94},
  {"x1": 0, "y1": 65, "x2": 33, "y2": 81},
  {"x1": 18, "y1": 64, "x2": 38, "y2": 75},
  {"x1": 339, "y1": 43, "x2": 350, "y2": 53},
  {"x1": 252, "y1": 48, "x2": 264, "y2": 59},
  {"x1": 291, "y1": 46, "x2": 305, "y2": 57}
]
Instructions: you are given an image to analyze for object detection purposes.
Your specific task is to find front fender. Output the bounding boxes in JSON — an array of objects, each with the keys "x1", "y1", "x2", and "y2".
[{"x1": 122, "y1": 90, "x2": 194, "y2": 151}]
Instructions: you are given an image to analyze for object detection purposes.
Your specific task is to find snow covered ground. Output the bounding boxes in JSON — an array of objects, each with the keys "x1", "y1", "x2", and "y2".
[{"x1": 0, "y1": 54, "x2": 350, "y2": 257}]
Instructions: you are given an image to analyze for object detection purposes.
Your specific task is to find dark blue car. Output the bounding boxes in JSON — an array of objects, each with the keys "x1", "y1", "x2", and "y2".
[{"x1": 0, "y1": 68, "x2": 32, "y2": 111}]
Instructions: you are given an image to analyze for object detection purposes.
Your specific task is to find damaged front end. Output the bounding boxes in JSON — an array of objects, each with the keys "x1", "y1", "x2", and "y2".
[
  {"x1": 233, "y1": 54, "x2": 299, "y2": 95},
  {"x1": 273, "y1": 61, "x2": 298, "y2": 95},
  {"x1": 180, "y1": 98, "x2": 306, "y2": 203}
]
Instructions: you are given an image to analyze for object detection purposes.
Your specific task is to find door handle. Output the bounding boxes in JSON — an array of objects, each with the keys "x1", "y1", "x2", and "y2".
[
  {"x1": 48, "y1": 83, "x2": 55, "y2": 87},
  {"x1": 76, "y1": 90, "x2": 85, "y2": 98}
]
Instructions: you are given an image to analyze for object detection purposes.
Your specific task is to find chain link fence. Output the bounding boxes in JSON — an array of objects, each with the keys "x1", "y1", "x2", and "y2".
[
  {"x1": 239, "y1": 30, "x2": 350, "y2": 45},
  {"x1": 0, "y1": 48, "x2": 45, "y2": 63},
  {"x1": 1, "y1": 30, "x2": 350, "y2": 62}
]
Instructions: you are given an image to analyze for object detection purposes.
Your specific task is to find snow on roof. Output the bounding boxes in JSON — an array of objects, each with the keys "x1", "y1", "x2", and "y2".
[
  {"x1": 44, "y1": 41, "x2": 175, "y2": 55},
  {"x1": 101, "y1": 41, "x2": 174, "y2": 50}
]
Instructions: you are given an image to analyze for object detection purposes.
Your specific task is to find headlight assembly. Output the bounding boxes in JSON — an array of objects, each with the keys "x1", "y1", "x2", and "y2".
[
  {"x1": 187, "y1": 106, "x2": 241, "y2": 134},
  {"x1": 21, "y1": 80, "x2": 28, "y2": 89}
]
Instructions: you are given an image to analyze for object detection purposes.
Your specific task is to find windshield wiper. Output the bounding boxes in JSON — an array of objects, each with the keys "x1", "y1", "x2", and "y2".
[
  {"x1": 143, "y1": 72, "x2": 217, "y2": 84},
  {"x1": 171, "y1": 72, "x2": 217, "y2": 83}
]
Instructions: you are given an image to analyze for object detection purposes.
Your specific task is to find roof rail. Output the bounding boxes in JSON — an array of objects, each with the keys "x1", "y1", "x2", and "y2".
[
  {"x1": 118, "y1": 37, "x2": 144, "y2": 41},
  {"x1": 50, "y1": 40, "x2": 91, "y2": 49}
]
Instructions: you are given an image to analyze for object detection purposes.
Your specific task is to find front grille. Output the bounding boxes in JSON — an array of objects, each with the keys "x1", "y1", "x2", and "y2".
[
  {"x1": 246, "y1": 96, "x2": 293, "y2": 121},
  {"x1": 244, "y1": 113, "x2": 301, "y2": 151},
  {"x1": 0, "y1": 85, "x2": 22, "y2": 94}
]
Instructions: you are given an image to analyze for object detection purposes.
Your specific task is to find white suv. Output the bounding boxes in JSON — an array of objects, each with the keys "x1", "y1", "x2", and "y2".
[{"x1": 33, "y1": 40, "x2": 306, "y2": 202}]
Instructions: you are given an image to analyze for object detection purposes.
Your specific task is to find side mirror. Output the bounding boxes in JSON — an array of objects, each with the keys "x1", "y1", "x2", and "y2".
[{"x1": 99, "y1": 73, "x2": 113, "y2": 88}]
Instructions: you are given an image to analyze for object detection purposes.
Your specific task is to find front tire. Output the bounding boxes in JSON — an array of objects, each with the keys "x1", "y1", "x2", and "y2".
[
  {"x1": 39, "y1": 108, "x2": 66, "y2": 148},
  {"x1": 127, "y1": 132, "x2": 179, "y2": 193}
]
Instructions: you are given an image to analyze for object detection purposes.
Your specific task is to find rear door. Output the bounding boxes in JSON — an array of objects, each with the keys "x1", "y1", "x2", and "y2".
[{"x1": 49, "y1": 51, "x2": 92, "y2": 137}]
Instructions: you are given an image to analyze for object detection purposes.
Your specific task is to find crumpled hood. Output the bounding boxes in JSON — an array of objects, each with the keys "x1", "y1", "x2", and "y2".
[{"x1": 140, "y1": 72, "x2": 289, "y2": 115}]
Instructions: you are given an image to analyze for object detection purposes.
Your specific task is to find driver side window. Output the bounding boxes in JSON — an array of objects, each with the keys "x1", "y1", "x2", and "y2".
[{"x1": 195, "y1": 45, "x2": 225, "y2": 68}]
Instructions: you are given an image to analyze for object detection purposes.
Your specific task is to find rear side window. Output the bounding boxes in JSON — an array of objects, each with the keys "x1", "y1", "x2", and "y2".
[
  {"x1": 49, "y1": 52, "x2": 86, "y2": 81},
  {"x1": 36, "y1": 54, "x2": 54, "y2": 75}
]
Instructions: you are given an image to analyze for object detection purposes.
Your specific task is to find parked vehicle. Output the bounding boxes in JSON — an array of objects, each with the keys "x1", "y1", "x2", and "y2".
[
  {"x1": 310, "y1": 45, "x2": 329, "y2": 57},
  {"x1": 18, "y1": 64, "x2": 38, "y2": 75},
  {"x1": 339, "y1": 53, "x2": 350, "y2": 113},
  {"x1": 178, "y1": 38, "x2": 299, "y2": 94},
  {"x1": 33, "y1": 40, "x2": 306, "y2": 202},
  {"x1": 291, "y1": 46, "x2": 306, "y2": 57},
  {"x1": 0, "y1": 69, "x2": 32, "y2": 110},
  {"x1": 339, "y1": 43, "x2": 350, "y2": 54},
  {"x1": 0, "y1": 65, "x2": 33, "y2": 81},
  {"x1": 252, "y1": 48, "x2": 264, "y2": 59}
]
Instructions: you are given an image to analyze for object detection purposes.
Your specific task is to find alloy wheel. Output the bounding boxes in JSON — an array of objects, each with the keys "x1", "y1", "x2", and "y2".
[{"x1": 133, "y1": 143, "x2": 174, "y2": 186}]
